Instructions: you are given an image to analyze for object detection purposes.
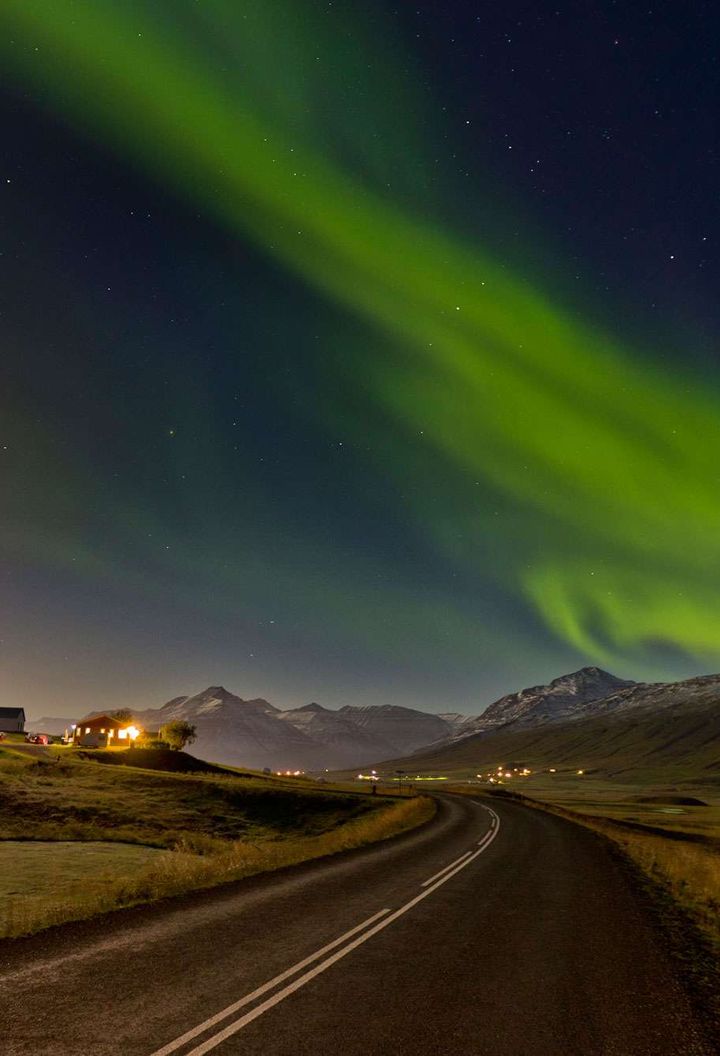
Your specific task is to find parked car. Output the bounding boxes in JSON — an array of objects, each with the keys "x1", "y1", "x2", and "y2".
[
  {"x1": 25, "y1": 733, "x2": 49, "y2": 745},
  {"x1": 0, "y1": 731, "x2": 5, "y2": 741}
]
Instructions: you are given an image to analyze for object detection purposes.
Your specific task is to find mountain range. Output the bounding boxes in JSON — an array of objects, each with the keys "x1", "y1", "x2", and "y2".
[
  {"x1": 26, "y1": 664, "x2": 720, "y2": 779},
  {"x1": 117, "y1": 687, "x2": 470, "y2": 770}
]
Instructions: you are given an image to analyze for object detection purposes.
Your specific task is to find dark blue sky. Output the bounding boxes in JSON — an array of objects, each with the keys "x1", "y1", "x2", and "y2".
[{"x1": 1, "y1": 1, "x2": 719, "y2": 717}]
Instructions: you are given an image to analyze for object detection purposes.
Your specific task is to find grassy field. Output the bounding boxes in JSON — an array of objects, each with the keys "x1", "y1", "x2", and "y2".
[
  {"x1": 477, "y1": 769, "x2": 720, "y2": 834},
  {"x1": 0, "y1": 841, "x2": 169, "y2": 897},
  {"x1": 0, "y1": 744, "x2": 434, "y2": 937}
]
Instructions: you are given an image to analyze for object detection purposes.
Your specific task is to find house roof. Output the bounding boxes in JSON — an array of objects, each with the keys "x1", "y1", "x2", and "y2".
[
  {"x1": 0, "y1": 707, "x2": 25, "y2": 719},
  {"x1": 77, "y1": 714, "x2": 128, "y2": 730}
]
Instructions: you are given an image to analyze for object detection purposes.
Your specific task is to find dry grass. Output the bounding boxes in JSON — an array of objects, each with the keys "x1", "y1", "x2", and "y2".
[
  {"x1": 0, "y1": 787, "x2": 433, "y2": 939},
  {"x1": 0, "y1": 841, "x2": 168, "y2": 897},
  {"x1": 0, "y1": 752, "x2": 387, "y2": 848},
  {"x1": 621, "y1": 834, "x2": 720, "y2": 935}
]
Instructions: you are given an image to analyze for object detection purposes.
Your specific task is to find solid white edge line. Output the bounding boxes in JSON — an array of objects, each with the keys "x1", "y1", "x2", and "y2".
[
  {"x1": 174, "y1": 809, "x2": 501, "y2": 1056},
  {"x1": 148, "y1": 908, "x2": 392, "y2": 1056},
  {"x1": 420, "y1": 850, "x2": 473, "y2": 888}
]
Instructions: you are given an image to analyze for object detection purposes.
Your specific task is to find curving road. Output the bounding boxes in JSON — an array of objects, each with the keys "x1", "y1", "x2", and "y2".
[{"x1": 0, "y1": 794, "x2": 713, "y2": 1055}]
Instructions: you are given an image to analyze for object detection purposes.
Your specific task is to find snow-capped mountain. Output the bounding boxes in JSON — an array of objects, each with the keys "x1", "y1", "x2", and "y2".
[
  {"x1": 441, "y1": 667, "x2": 637, "y2": 744},
  {"x1": 277, "y1": 703, "x2": 398, "y2": 766},
  {"x1": 133, "y1": 686, "x2": 327, "y2": 770},
  {"x1": 336, "y1": 704, "x2": 455, "y2": 756},
  {"x1": 387, "y1": 670, "x2": 720, "y2": 780}
]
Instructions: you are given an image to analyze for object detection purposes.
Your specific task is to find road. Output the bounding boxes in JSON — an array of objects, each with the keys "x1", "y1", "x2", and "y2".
[{"x1": 0, "y1": 793, "x2": 714, "y2": 1055}]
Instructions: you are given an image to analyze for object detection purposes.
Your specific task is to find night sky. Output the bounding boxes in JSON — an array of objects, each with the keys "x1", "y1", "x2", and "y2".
[{"x1": 2, "y1": 1, "x2": 720, "y2": 717}]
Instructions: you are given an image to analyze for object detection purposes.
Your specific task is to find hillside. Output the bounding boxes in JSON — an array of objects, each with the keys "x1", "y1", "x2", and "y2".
[
  {"x1": 377, "y1": 673, "x2": 720, "y2": 784},
  {"x1": 0, "y1": 743, "x2": 430, "y2": 937}
]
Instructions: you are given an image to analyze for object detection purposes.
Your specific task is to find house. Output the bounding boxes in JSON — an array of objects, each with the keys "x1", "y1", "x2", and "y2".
[
  {"x1": 72, "y1": 714, "x2": 141, "y2": 748},
  {"x1": 0, "y1": 707, "x2": 26, "y2": 733}
]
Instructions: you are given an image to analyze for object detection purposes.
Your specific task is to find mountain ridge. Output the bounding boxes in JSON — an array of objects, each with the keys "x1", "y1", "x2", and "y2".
[
  {"x1": 375, "y1": 670, "x2": 720, "y2": 781},
  {"x1": 439, "y1": 665, "x2": 638, "y2": 746},
  {"x1": 73, "y1": 688, "x2": 471, "y2": 770}
]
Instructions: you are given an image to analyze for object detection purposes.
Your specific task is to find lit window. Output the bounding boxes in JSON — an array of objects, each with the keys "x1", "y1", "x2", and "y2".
[
  {"x1": 85, "y1": 727, "x2": 90, "y2": 734},
  {"x1": 118, "y1": 729, "x2": 127, "y2": 740},
  {"x1": 100, "y1": 728, "x2": 105, "y2": 734},
  {"x1": 108, "y1": 730, "x2": 114, "y2": 738}
]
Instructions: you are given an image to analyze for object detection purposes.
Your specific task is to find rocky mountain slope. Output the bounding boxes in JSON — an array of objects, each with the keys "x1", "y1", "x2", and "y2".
[
  {"x1": 441, "y1": 666, "x2": 637, "y2": 743},
  {"x1": 277, "y1": 703, "x2": 398, "y2": 766},
  {"x1": 438, "y1": 712, "x2": 473, "y2": 733},
  {"x1": 337, "y1": 704, "x2": 453, "y2": 755}
]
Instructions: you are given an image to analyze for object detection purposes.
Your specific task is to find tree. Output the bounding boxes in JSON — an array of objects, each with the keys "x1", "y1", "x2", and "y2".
[
  {"x1": 160, "y1": 720, "x2": 197, "y2": 752},
  {"x1": 112, "y1": 708, "x2": 134, "y2": 723}
]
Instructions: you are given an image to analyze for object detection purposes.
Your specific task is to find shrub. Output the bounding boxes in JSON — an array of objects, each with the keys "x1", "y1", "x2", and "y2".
[{"x1": 160, "y1": 721, "x2": 197, "y2": 751}]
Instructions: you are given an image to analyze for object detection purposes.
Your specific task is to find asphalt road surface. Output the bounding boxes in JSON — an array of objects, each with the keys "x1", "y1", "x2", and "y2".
[{"x1": 0, "y1": 794, "x2": 714, "y2": 1056}]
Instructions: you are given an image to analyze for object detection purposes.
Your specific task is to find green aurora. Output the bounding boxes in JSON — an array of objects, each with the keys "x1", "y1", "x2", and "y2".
[{"x1": 3, "y1": 0, "x2": 720, "y2": 675}]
